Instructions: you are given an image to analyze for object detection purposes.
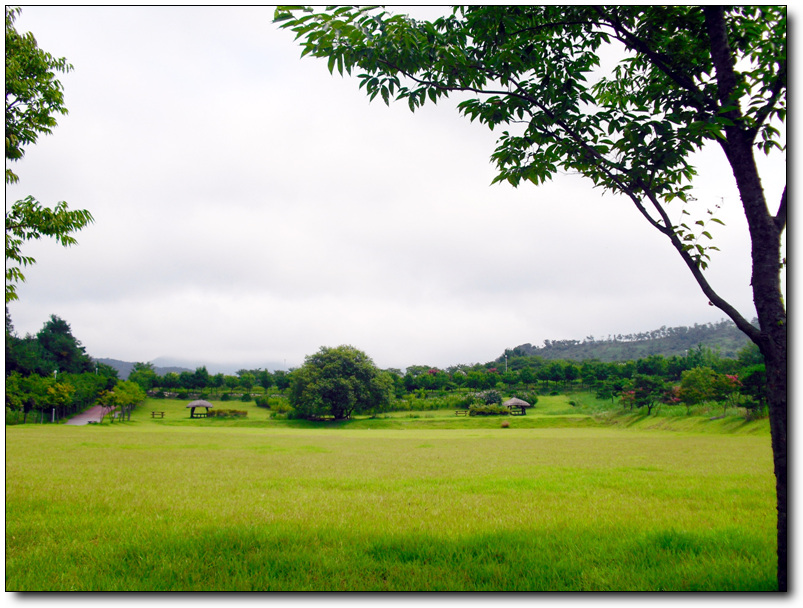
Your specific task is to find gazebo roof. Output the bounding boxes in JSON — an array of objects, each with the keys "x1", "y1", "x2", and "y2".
[
  {"x1": 503, "y1": 397, "x2": 531, "y2": 407},
  {"x1": 187, "y1": 400, "x2": 214, "y2": 408}
]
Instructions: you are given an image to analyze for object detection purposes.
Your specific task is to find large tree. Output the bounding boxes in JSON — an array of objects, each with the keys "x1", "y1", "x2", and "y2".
[
  {"x1": 275, "y1": 6, "x2": 787, "y2": 588},
  {"x1": 5, "y1": 6, "x2": 94, "y2": 303},
  {"x1": 289, "y1": 345, "x2": 392, "y2": 420},
  {"x1": 36, "y1": 314, "x2": 94, "y2": 374}
]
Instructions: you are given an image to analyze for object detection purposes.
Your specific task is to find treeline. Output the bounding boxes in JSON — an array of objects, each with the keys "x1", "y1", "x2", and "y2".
[
  {"x1": 501, "y1": 319, "x2": 753, "y2": 362},
  {"x1": 127, "y1": 363, "x2": 292, "y2": 399},
  {"x1": 6, "y1": 312, "x2": 769, "y2": 424},
  {"x1": 399, "y1": 340, "x2": 766, "y2": 409},
  {"x1": 5, "y1": 313, "x2": 146, "y2": 424},
  {"x1": 6, "y1": 312, "x2": 118, "y2": 422}
]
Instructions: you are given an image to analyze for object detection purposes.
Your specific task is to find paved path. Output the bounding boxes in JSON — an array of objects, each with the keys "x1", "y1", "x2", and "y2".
[{"x1": 65, "y1": 405, "x2": 106, "y2": 425}]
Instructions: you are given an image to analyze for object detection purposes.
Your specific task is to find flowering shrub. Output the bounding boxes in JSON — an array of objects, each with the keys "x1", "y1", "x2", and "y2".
[{"x1": 620, "y1": 390, "x2": 636, "y2": 410}]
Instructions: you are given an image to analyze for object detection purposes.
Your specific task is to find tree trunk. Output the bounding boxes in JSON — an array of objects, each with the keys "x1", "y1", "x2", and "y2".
[
  {"x1": 763, "y1": 348, "x2": 787, "y2": 590},
  {"x1": 729, "y1": 150, "x2": 786, "y2": 590},
  {"x1": 701, "y1": 8, "x2": 787, "y2": 588},
  {"x1": 731, "y1": 134, "x2": 786, "y2": 592}
]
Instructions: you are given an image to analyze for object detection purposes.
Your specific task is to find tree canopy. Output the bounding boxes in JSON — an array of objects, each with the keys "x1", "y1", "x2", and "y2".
[
  {"x1": 6, "y1": 313, "x2": 94, "y2": 376},
  {"x1": 5, "y1": 6, "x2": 94, "y2": 303},
  {"x1": 289, "y1": 345, "x2": 392, "y2": 420}
]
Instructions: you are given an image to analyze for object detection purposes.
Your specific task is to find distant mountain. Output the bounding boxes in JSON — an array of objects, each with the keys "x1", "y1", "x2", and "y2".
[
  {"x1": 95, "y1": 358, "x2": 193, "y2": 380},
  {"x1": 150, "y1": 357, "x2": 288, "y2": 376},
  {"x1": 498, "y1": 319, "x2": 754, "y2": 364},
  {"x1": 95, "y1": 357, "x2": 287, "y2": 379}
]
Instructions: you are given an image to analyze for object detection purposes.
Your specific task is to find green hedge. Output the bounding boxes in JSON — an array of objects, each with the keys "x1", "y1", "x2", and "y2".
[
  {"x1": 207, "y1": 409, "x2": 247, "y2": 418},
  {"x1": 469, "y1": 404, "x2": 510, "y2": 416}
]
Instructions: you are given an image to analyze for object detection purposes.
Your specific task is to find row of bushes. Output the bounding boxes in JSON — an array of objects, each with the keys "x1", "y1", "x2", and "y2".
[
  {"x1": 207, "y1": 409, "x2": 248, "y2": 418},
  {"x1": 468, "y1": 404, "x2": 511, "y2": 416}
]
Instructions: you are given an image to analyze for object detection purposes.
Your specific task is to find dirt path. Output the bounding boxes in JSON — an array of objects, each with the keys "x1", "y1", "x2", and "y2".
[{"x1": 65, "y1": 405, "x2": 106, "y2": 425}]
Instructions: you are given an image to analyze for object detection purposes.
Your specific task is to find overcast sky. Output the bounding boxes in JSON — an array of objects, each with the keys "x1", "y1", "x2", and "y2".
[{"x1": 6, "y1": 5, "x2": 786, "y2": 373}]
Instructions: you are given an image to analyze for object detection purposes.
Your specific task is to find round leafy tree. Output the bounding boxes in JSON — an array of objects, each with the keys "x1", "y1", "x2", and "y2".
[{"x1": 289, "y1": 345, "x2": 392, "y2": 420}]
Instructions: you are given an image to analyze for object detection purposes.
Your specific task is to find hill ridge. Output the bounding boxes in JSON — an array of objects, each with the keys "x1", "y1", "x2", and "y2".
[{"x1": 498, "y1": 319, "x2": 752, "y2": 364}]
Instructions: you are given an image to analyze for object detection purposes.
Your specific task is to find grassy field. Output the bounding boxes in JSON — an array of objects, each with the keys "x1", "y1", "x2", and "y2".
[{"x1": 5, "y1": 398, "x2": 776, "y2": 591}]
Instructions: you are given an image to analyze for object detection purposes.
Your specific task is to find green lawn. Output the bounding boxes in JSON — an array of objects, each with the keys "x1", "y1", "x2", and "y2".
[{"x1": 5, "y1": 401, "x2": 776, "y2": 590}]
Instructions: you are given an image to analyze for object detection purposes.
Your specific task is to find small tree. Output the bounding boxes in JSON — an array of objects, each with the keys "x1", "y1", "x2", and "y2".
[
  {"x1": 223, "y1": 375, "x2": 239, "y2": 395},
  {"x1": 273, "y1": 370, "x2": 291, "y2": 393},
  {"x1": 678, "y1": 366, "x2": 717, "y2": 415},
  {"x1": 128, "y1": 362, "x2": 158, "y2": 392},
  {"x1": 20, "y1": 373, "x2": 54, "y2": 423},
  {"x1": 192, "y1": 366, "x2": 211, "y2": 391},
  {"x1": 158, "y1": 372, "x2": 177, "y2": 390},
  {"x1": 711, "y1": 373, "x2": 742, "y2": 416},
  {"x1": 102, "y1": 380, "x2": 146, "y2": 422},
  {"x1": 740, "y1": 365, "x2": 768, "y2": 417},
  {"x1": 46, "y1": 381, "x2": 75, "y2": 421},
  {"x1": 256, "y1": 369, "x2": 274, "y2": 394},
  {"x1": 238, "y1": 372, "x2": 256, "y2": 395},
  {"x1": 630, "y1": 374, "x2": 666, "y2": 415},
  {"x1": 289, "y1": 345, "x2": 392, "y2": 420}
]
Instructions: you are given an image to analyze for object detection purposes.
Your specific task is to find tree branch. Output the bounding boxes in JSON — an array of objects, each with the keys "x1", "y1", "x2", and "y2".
[
  {"x1": 702, "y1": 7, "x2": 743, "y2": 125},
  {"x1": 591, "y1": 6, "x2": 709, "y2": 109},
  {"x1": 634, "y1": 183, "x2": 762, "y2": 343},
  {"x1": 749, "y1": 59, "x2": 786, "y2": 141},
  {"x1": 775, "y1": 186, "x2": 787, "y2": 232}
]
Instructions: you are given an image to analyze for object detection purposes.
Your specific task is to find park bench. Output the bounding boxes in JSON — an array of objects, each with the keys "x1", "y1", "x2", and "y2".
[
  {"x1": 151, "y1": 411, "x2": 165, "y2": 418},
  {"x1": 455, "y1": 410, "x2": 469, "y2": 416}
]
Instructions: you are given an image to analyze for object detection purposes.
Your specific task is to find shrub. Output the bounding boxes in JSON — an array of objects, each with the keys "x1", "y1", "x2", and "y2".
[
  {"x1": 480, "y1": 390, "x2": 503, "y2": 405},
  {"x1": 239, "y1": 393, "x2": 253, "y2": 402},
  {"x1": 743, "y1": 401, "x2": 768, "y2": 421},
  {"x1": 469, "y1": 404, "x2": 510, "y2": 416},
  {"x1": 516, "y1": 392, "x2": 539, "y2": 407},
  {"x1": 221, "y1": 393, "x2": 232, "y2": 402},
  {"x1": 255, "y1": 396, "x2": 270, "y2": 408},
  {"x1": 501, "y1": 420, "x2": 510, "y2": 428},
  {"x1": 453, "y1": 393, "x2": 475, "y2": 409},
  {"x1": 271, "y1": 400, "x2": 293, "y2": 414},
  {"x1": 208, "y1": 409, "x2": 247, "y2": 418}
]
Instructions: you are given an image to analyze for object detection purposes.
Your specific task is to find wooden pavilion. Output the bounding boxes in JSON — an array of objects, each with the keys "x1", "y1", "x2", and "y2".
[
  {"x1": 503, "y1": 397, "x2": 531, "y2": 415},
  {"x1": 187, "y1": 400, "x2": 214, "y2": 418}
]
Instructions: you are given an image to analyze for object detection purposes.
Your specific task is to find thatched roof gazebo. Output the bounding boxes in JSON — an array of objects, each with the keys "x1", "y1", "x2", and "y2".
[
  {"x1": 503, "y1": 397, "x2": 531, "y2": 415},
  {"x1": 187, "y1": 400, "x2": 214, "y2": 418}
]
